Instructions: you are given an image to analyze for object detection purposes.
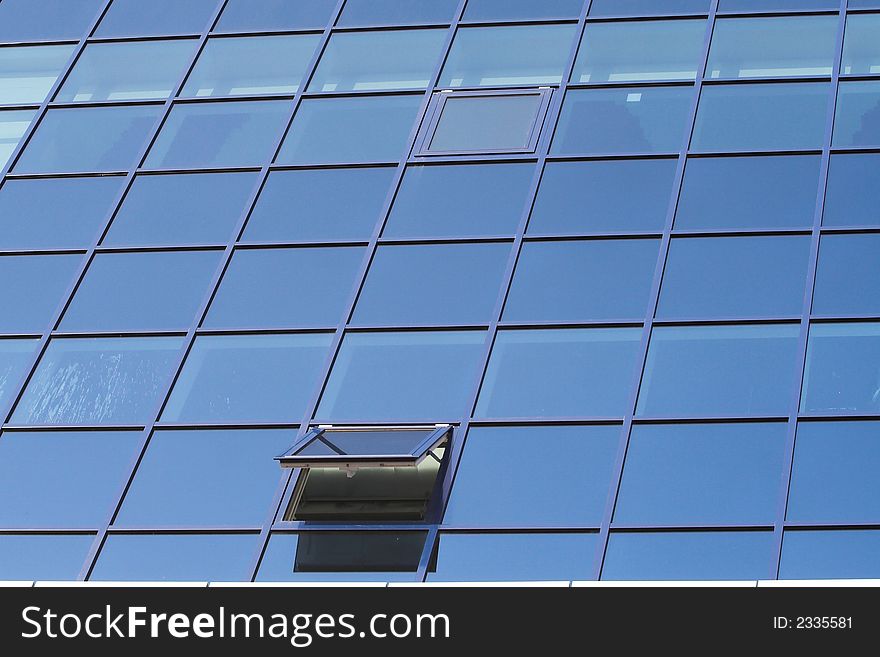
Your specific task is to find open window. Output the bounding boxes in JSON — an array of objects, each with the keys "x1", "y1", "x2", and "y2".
[{"x1": 276, "y1": 425, "x2": 451, "y2": 522}]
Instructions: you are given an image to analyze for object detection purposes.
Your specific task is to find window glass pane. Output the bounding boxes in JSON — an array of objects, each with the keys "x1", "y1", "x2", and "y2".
[
  {"x1": 96, "y1": 0, "x2": 220, "y2": 37},
  {"x1": 277, "y1": 95, "x2": 421, "y2": 164},
  {"x1": 616, "y1": 423, "x2": 786, "y2": 525},
  {"x1": 814, "y1": 234, "x2": 880, "y2": 315},
  {"x1": 0, "y1": 109, "x2": 35, "y2": 169},
  {"x1": 183, "y1": 35, "x2": 319, "y2": 98},
  {"x1": 707, "y1": 16, "x2": 837, "y2": 79},
  {"x1": 57, "y1": 40, "x2": 197, "y2": 103},
  {"x1": 833, "y1": 81, "x2": 880, "y2": 148},
  {"x1": 0, "y1": 254, "x2": 80, "y2": 333},
  {"x1": 216, "y1": 0, "x2": 336, "y2": 32},
  {"x1": 445, "y1": 425, "x2": 619, "y2": 527},
  {"x1": 0, "y1": 535, "x2": 93, "y2": 581},
  {"x1": 0, "y1": 339, "x2": 39, "y2": 411},
  {"x1": 257, "y1": 532, "x2": 425, "y2": 582},
  {"x1": 465, "y1": 0, "x2": 584, "y2": 20},
  {"x1": 780, "y1": 530, "x2": 880, "y2": 580},
  {"x1": 692, "y1": 82, "x2": 829, "y2": 152},
  {"x1": 0, "y1": 44, "x2": 74, "y2": 104},
  {"x1": 553, "y1": 86, "x2": 693, "y2": 154},
  {"x1": 0, "y1": 0, "x2": 102, "y2": 42},
  {"x1": 658, "y1": 236, "x2": 810, "y2": 319},
  {"x1": 0, "y1": 176, "x2": 123, "y2": 250},
  {"x1": 341, "y1": 0, "x2": 457, "y2": 25},
  {"x1": 801, "y1": 323, "x2": 880, "y2": 414},
  {"x1": 720, "y1": 0, "x2": 839, "y2": 9},
  {"x1": 162, "y1": 333, "x2": 332, "y2": 423},
  {"x1": 638, "y1": 324, "x2": 800, "y2": 417},
  {"x1": 529, "y1": 159, "x2": 676, "y2": 234},
  {"x1": 824, "y1": 153, "x2": 880, "y2": 227},
  {"x1": 842, "y1": 14, "x2": 880, "y2": 75},
  {"x1": 12, "y1": 337, "x2": 183, "y2": 425},
  {"x1": 789, "y1": 421, "x2": 880, "y2": 523},
  {"x1": 205, "y1": 246, "x2": 364, "y2": 329},
  {"x1": 428, "y1": 533, "x2": 595, "y2": 582},
  {"x1": 439, "y1": 24, "x2": 577, "y2": 87},
  {"x1": 91, "y1": 534, "x2": 257, "y2": 582},
  {"x1": 310, "y1": 29, "x2": 445, "y2": 93},
  {"x1": 676, "y1": 155, "x2": 820, "y2": 230},
  {"x1": 589, "y1": 0, "x2": 710, "y2": 15},
  {"x1": 242, "y1": 167, "x2": 395, "y2": 242},
  {"x1": 353, "y1": 243, "x2": 510, "y2": 325},
  {"x1": 15, "y1": 105, "x2": 160, "y2": 174},
  {"x1": 384, "y1": 163, "x2": 534, "y2": 238},
  {"x1": 427, "y1": 93, "x2": 542, "y2": 153},
  {"x1": 145, "y1": 100, "x2": 290, "y2": 169},
  {"x1": 317, "y1": 331, "x2": 485, "y2": 421},
  {"x1": 103, "y1": 172, "x2": 258, "y2": 246},
  {"x1": 573, "y1": 19, "x2": 705, "y2": 84},
  {"x1": 504, "y1": 239, "x2": 660, "y2": 322},
  {"x1": 61, "y1": 251, "x2": 221, "y2": 332},
  {"x1": 117, "y1": 429, "x2": 291, "y2": 527},
  {"x1": 476, "y1": 328, "x2": 642, "y2": 418},
  {"x1": 602, "y1": 531, "x2": 773, "y2": 581},
  {"x1": 0, "y1": 430, "x2": 139, "y2": 527}
]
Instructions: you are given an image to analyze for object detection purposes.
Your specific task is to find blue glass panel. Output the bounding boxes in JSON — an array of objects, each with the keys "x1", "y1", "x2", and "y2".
[
  {"x1": 0, "y1": 535, "x2": 93, "y2": 581},
  {"x1": 529, "y1": 159, "x2": 676, "y2": 234},
  {"x1": 242, "y1": 167, "x2": 395, "y2": 242},
  {"x1": 162, "y1": 333, "x2": 332, "y2": 423},
  {"x1": 444, "y1": 425, "x2": 620, "y2": 526},
  {"x1": 589, "y1": 0, "x2": 710, "y2": 15},
  {"x1": 0, "y1": 109, "x2": 35, "y2": 169},
  {"x1": 91, "y1": 533, "x2": 257, "y2": 582},
  {"x1": 0, "y1": 0, "x2": 103, "y2": 42},
  {"x1": 14, "y1": 105, "x2": 161, "y2": 174},
  {"x1": 465, "y1": 0, "x2": 584, "y2": 20},
  {"x1": 801, "y1": 323, "x2": 880, "y2": 415},
  {"x1": 692, "y1": 82, "x2": 829, "y2": 152},
  {"x1": 572, "y1": 19, "x2": 705, "y2": 83},
  {"x1": 340, "y1": 0, "x2": 458, "y2": 25},
  {"x1": 428, "y1": 533, "x2": 596, "y2": 582},
  {"x1": 317, "y1": 331, "x2": 486, "y2": 421},
  {"x1": 843, "y1": 14, "x2": 880, "y2": 76},
  {"x1": 182, "y1": 35, "x2": 320, "y2": 98},
  {"x1": 96, "y1": 0, "x2": 220, "y2": 37},
  {"x1": 103, "y1": 172, "x2": 258, "y2": 246},
  {"x1": 0, "y1": 44, "x2": 75, "y2": 104},
  {"x1": 145, "y1": 100, "x2": 291, "y2": 169},
  {"x1": 676, "y1": 155, "x2": 821, "y2": 230},
  {"x1": 658, "y1": 235, "x2": 811, "y2": 318},
  {"x1": 427, "y1": 93, "x2": 542, "y2": 153},
  {"x1": 276, "y1": 95, "x2": 421, "y2": 164},
  {"x1": 11, "y1": 337, "x2": 184, "y2": 425},
  {"x1": 204, "y1": 247, "x2": 364, "y2": 329},
  {"x1": 476, "y1": 328, "x2": 642, "y2": 418},
  {"x1": 216, "y1": 0, "x2": 336, "y2": 32},
  {"x1": 637, "y1": 324, "x2": 800, "y2": 417},
  {"x1": 780, "y1": 530, "x2": 880, "y2": 580},
  {"x1": 0, "y1": 176, "x2": 124, "y2": 250},
  {"x1": 309, "y1": 29, "x2": 446, "y2": 92},
  {"x1": 56, "y1": 40, "x2": 197, "y2": 102},
  {"x1": 60, "y1": 251, "x2": 221, "y2": 332},
  {"x1": 352, "y1": 243, "x2": 510, "y2": 325},
  {"x1": 814, "y1": 234, "x2": 880, "y2": 315},
  {"x1": 0, "y1": 339, "x2": 39, "y2": 411},
  {"x1": 384, "y1": 163, "x2": 534, "y2": 238},
  {"x1": 117, "y1": 429, "x2": 292, "y2": 527},
  {"x1": 504, "y1": 239, "x2": 660, "y2": 321},
  {"x1": 0, "y1": 254, "x2": 81, "y2": 333},
  {"x1": 439, "y1": 24, "x2": 577, "y2": 87},
  {"x1": 615, "y1": 423, "x2": 786, "y2": 525},
  {"x1": 552, "y1": 86, "x2": 694, "y2": 154},
  {"x1": 823, "y1": 153, "x2": 880, "y2": 227},
  {"x1": 602, "y1": 531, "x2": 774, "y2": 581},
  {"x1": 833, "y1": 81, "x2": 880, "y2": 147},
  {"x1": 789, "y1": 422, "x2": 880, "y2": 523},
  {"x1": 0, "y1": 430, "x2": 139, "y2": 527}
]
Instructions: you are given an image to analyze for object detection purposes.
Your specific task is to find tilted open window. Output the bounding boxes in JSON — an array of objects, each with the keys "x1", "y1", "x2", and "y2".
[{"x1": 276, "y1": 425, "x2": 451, "y2": 522}]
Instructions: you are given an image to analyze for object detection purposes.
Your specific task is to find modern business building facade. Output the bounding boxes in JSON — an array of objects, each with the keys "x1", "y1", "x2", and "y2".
[{"x1": 0, "y1": 0, "x2": 878, "y2": 583}]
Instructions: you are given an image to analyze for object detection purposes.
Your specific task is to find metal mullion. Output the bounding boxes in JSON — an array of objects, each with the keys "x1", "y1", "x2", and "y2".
[
  {"x1": 769, "y1": 0, "x2": 849, "y2": 582},
  {"x1": 590, "y1": 0, "x2": 722, "y2": 582}
]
